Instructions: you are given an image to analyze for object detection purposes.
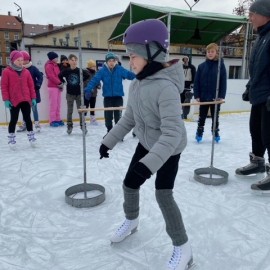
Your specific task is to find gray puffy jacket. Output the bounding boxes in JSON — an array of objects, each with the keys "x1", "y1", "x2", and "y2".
[{"x1": 102, "y1": 61, "x2": 187, "y2": 174}]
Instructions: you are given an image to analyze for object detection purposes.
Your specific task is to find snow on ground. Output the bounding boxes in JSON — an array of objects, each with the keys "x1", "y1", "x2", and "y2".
[{"x1": 0, "y1": 112, "x2": 270, "y2": 270}]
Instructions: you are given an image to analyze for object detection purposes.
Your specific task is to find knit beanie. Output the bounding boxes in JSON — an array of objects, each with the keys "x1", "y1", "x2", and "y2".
[
  {"x1": 126, "y1": 42, "x2": 168, "y2": 63},
  {"x1": 249, "y1": 0, "x2": 270, "y2": 17},
  {"x1": 10, "y1": 50, "x2": 23, "y2": 62},
  {"x1": 60, "y1": 55, "x2": 68, "y2": 62},
  {"x1": 47, "y1": 51, "x2": 58, "y2": 60},
  {"x1": 182, "y1": 56, "x2": 189, "y2": 61},
  {"x1": 105, "y1": 52, "x2": 116, "y2": 62},
  {"x1": 87, "y1": 59, "x2": 96, "y2": 69},
  {"x1": 21, "y1": 50, "x2": 31, "y2": 61}
]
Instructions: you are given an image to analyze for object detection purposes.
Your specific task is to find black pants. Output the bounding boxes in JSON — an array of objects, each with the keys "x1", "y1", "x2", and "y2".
[
  {"x1": 124, "y1": 143, "x2": 181, "y2": 190},
  {"x1": 103, "y1": 96, "x2": 123, "y2": 132},
  {"x1": 84, "y1": 96, "x2": 97, "y2": 116},
  {"x1": 250, "y1": 103, "x2": 270, "y2": 162},
  {"x1": 9, "y1": 101, "x2": 33, "y2": 133},
  {"x1": 197, "y1": 103, "x2": 220, "y2": 132}
]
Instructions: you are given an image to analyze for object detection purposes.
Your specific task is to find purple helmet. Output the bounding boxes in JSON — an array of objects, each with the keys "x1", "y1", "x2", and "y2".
[{"x1": 123, "y1": 19, "x2": 169, "y2": 50}]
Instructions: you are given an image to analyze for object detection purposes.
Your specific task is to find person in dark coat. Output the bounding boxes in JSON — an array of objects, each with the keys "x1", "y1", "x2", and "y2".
[
  {"x1": 235, "y1": 0, "x2": 270, "y2": 194},
  {"x1": 181, "y1": 56, "x2": 196, "y2": 119}
]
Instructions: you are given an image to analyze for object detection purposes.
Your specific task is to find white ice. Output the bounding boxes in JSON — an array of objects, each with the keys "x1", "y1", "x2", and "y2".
[{"x1": 1, "y1": 112, "x2": 270, "y2": 270}]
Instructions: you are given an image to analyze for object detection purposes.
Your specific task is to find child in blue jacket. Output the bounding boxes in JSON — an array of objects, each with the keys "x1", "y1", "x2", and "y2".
[{"x1": 84, "y1": 52, "x2": 135, "y2": 135}]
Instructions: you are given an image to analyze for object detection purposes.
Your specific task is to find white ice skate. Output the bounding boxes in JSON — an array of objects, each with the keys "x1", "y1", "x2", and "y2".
[
  {"x1": 167, "y1": 241, "x2": 194, "y2": 270},
  {"x1": 34, "y1": 121, "x2": 41, "y2": 133},
  {"x1": 27, "y1": 131, "x2": 37, "y2": 147},
  {"x1": 17, "y1": 122, "x2": 26, "y2": 132},
  {"x1": 90, "y1": 115, "x2": 98, "y2": 126},
  {"x1": 8, "y1": 133, "x2": 16, "y2": 150},
  {"x1": 110, "y1": 218, "x2": 139, "y2": 243}
]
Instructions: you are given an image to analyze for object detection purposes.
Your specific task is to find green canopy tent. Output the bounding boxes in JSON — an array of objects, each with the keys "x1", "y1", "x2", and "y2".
[
  {"x1": 108, "y1": 2, "x2": 248, "y2": 46},
  {"x1": 108, "y1": 3, "x2": 249, "y2": 77}
]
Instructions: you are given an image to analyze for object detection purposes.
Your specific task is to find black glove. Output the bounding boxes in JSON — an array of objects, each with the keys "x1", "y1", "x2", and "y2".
[
  {"x1": 99, "y1": 144, "x2": 110, "y2": 159},
  {"x1": 132, "y1": 162, "x2": 152, "y2": 179},
  {"x1": 242, "y1": 88, "x2": 249, "y2": 102},
  {"x1": 266, "y1": 96, "x2": 270, "y2": 111}
]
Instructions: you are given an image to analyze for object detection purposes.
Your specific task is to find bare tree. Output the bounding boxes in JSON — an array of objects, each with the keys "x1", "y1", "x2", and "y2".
[{"x1": 233, "y1": 0, "x2": 255, "y2": 16}]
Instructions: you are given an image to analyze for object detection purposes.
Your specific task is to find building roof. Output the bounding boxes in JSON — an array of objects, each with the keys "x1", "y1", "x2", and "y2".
[
  {"x1": 0, "y1": 14, "x2": 21, "y2": 31},
  {"x1": 31, "y1": 12, "x2": 122, "y2": 38},
  {"x1": 24, "y1": 23, "x2": 62, "y2": 37}
]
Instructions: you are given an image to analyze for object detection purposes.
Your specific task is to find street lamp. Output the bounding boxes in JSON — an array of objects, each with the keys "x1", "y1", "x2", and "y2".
[
  {"x1": 14, "y1": 2, "x2": 24, "y2": 49},
  {"x1": 184, "y1": 0, "x2": 200, "y2": 11}
]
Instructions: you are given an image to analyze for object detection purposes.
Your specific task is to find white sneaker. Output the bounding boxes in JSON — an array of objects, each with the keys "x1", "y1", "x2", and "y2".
[
  {"x1": 27, "y1": 131, "x2": 37, "y2": 146},
  {"x1": 8, "y1": 133, "x2": 16, "y2": 149},
  {"x1": 34, "y1": 121, "x2": 41, "y2": 132},
  {"x1": 110, "y1": 218, "x2": 139, "y2": 243},
  {"x1": 167, "y1": 241, "x2": 193, "y2": 270}
]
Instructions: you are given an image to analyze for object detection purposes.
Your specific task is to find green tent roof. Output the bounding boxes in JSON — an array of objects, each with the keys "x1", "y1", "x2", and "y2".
[{"x1": 108, "y1": 2, "x2": 248, "y2": 46}]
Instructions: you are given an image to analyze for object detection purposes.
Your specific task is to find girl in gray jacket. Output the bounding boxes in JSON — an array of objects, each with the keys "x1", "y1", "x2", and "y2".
[{"x1": 99, "y1": 19, "x2": 193, "y2": 270}]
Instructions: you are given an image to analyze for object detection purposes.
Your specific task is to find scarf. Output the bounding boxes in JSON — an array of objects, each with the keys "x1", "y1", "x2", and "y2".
[
  {"x1": 136, "y1": 61, "x2": 164, "y2": 80},
  {"x1": 9, "y1": 62, "x2": 23, "y2": 72}
]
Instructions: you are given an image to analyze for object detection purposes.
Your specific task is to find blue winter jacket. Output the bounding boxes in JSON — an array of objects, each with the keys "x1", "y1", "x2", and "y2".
[
  {"x1": 26, "y1": 64, "x2": 43, "y2": 103},
  {"x1": 248, "y1": 21, "x2": 270, "y2": 105},
  {"x1": 193, "y1": 58, "x2": 227, "y2": 101},
  {"x1": 84, "y1": 63, "x2": 135, "y2": 97}
]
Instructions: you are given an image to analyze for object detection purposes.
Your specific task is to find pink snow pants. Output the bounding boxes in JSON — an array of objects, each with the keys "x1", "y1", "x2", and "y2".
[{"x1": 48, "y1": 87, "x2": 62, "y2": 123}]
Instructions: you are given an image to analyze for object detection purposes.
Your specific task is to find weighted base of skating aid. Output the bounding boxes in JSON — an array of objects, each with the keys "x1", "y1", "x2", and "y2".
[
  {"x1": 194, "y1": 166, "x2": 228, "y2": 185},
  {"x1": 65, "y1": 183, "x2": 105, "y2": 208}
]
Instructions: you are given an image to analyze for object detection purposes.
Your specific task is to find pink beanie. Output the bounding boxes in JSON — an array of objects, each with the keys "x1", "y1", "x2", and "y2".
[
  {"x1": 21, "y1": 50, "x2": 31, "y2": 61},
  {"x1": 10, "y1": 50, "x2": 24, "y2": 62}
]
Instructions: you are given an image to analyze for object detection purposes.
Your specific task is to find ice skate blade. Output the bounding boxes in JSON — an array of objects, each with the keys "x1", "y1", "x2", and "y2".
[
  {"x1": 110, "y1": 227, "x2": 138, "y2": 244},
  {"x1": 187, "y1": 262, "x2": 196, "y2": 269},
  {"x1": 30, "y1": 141, "x2": 37, "y2": 148},
  {"x1": 9, "y1": 144, "x2": 17, "y2": 150},
  {"x1": 251, "y1": 189, "x2": 270, "y2": 196},
  {"x1": 235, "y1": 172, "x2": 265, "y2": 180}
]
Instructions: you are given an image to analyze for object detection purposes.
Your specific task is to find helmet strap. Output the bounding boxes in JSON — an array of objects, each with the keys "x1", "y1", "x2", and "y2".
[{"x1": 146, "y1": 42, "x2": 167, "y2": 62}]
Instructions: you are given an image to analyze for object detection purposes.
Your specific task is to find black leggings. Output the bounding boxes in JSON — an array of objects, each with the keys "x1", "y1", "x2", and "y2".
[
  {"x1": 9, "y1": 101, "x2": 33, "y2": 133},
  {"x1": 250, "y1": 103, "x2": 270, "y2": 162},
  {"x1": 124, "y1": 143, "x2": 181, "y2": 190},
  {"x1": 84, "y1": 96, "x2": 97, "y2": 116},
  {"x1": 103, "y1": 97, "x2": 123, "y2": 132},
  {"x1": 197, "y1": 103, "x2": 220, "y2": 131}
]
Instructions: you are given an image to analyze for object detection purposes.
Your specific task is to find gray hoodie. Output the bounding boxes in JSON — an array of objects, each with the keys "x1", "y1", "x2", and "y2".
[{"x1": 102, "y1": 61, "x2": 187, "y2": 174}]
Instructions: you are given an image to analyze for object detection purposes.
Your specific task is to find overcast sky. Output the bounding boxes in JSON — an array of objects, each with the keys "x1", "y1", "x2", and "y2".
[{"x1": 1, "y1": 0, "x2": 241, "y2": 26}]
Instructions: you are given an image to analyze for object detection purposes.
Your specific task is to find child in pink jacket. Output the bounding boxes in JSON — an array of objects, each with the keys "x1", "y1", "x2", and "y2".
[
  {"x1": 44, "y1": 51, "x2": 64, "y2": 127},
  {"x1": 1, "y1": 50, "x2": 37, "y2": 148}
]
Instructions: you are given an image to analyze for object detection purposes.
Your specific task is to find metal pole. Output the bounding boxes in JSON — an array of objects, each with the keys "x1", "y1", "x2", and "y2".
[
  {"x1": 14, "y1": 2, "x2": 24, "y2": 50},
  {"x1": 241, "y1": 22, "x2": 250, "y2": 79},
  {"x1": 77, "y1": 29, "x2": 88, "y2": 198},
  {"x1": 210, "y1": 40, "x2": 223, "y2": 177}
]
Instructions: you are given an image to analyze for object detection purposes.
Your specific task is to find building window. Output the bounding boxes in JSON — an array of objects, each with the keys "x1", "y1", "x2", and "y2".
[
  {"x1": 31, "y1": 26, "x2": 35, "y2": 29},
  {"x1": 6, "y1": 41, "x2": 10, "y2": 53},
  {"x1": 4, "y1": 32, "x2": 9, "y2": 39},
  {"x1": 0, "y1": 57, "x2": 2, "y2": 65},
  {"x1": 6, "y1": 57, "x2": 10, "y2": 65},
  {"x1": 229, "y1": 66, "x2": 241, "y2": 79},
  {"x1": 14, "y1": 34, "x2": 19, "y2": 40}
]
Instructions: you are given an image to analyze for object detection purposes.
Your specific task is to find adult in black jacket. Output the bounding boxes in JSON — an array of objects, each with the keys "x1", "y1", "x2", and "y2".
[
  {"x1": 235, "y1": 0, "x2": 270, "y2": 194},
  {"x1": 181, "y1": 56, "x2": 196, "y2": 119}
]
